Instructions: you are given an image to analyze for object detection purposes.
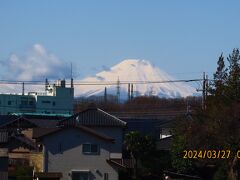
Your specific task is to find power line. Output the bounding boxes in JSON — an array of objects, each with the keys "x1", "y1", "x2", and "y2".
[
  {"x1": 73, "y1": 79, "x2": 204, "y2": 85},
  {"x1": 0, "y1": 79, "x2": 205, "y2": 86}
]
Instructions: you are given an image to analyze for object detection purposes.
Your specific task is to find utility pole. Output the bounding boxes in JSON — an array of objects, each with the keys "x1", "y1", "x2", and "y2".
[
  {"x1": 104, "y1": 87, "x2": 107, "y2": 104},
  {"x1": 131, "y1": 83, "x2": 133, "y2": 100},
  {"x1": 197, "y1": 72, "x2": 208, "y2": 110},
  {"x1": 205, "y1": 74, "x2": 208, "y2": 101},
  {"x1": 128, "y1": 83, "x2": 130, "y2": 101},
  {"x1": 71, "y1": 63, "x2": 74, "y2": 88},
  {"x1": 196, "y1": 72, "x2": 208, "y2": 110},
  {"x1": 45, "y1": 78, "x2": 48, "y2": 92},
  {"x1": 202, "y1": 72, "x2": 206, "y2": 110},
  {"x1": 116, "y1": 77, "x2": 120, "y2": 103}
]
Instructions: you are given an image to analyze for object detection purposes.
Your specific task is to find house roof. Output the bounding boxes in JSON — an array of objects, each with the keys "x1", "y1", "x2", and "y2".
[
  {"x1": 111, "y1": 109, "x2": 188, "y2": 119},
  {"x1": 32, "y1": 128, "x2": 59, "y2": 139},
  {"x1": 27, "y1": 118, "x2": 59, "y2": 128},
  {"x1": 1, "y1": 134, "x2": 37, "y2": 150},
  {"x1": 0, "y1": 106, "x2": 127, "y2": 129},
  {"x1": 0, "y1": 115, "x2": 62, "y2": 129},
  {"x1": 33, "y1": 125, "x2": 115, "y2": 142},
  {"x1": 0, "y1": 116, "x2": 38, "y2": 129},
  {"x1": 0, "y1": 115, "x2": 20, "y2": 127},
  {"x1": 59, "y1": 104, "x2": 126, "y2": 127},
  {"x1": 19, "y1": 114, "x2": 65, "y2": 128},
  {"x1": 10, "y1": 135, "x2": 36, "y2": 150}
]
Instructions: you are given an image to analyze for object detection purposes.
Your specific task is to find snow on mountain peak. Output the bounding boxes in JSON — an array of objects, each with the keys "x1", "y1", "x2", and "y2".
[
  {"x1": 112, "y1": 59, "x2": 152, "y2": 70},
  {"x1": 75, "y1": 59, "x2": 196, "y2": 99},
  {"x1": 114, "y1": 59, "x2": 149, "y2": 66}
]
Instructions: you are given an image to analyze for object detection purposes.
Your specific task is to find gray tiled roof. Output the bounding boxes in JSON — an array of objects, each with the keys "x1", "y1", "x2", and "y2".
[
  {"x1": 0, "y1": 115, "x2": 19, "y2": 127},
  {"x1": 0, "y1": 134, "x2": 37, "y2": 150},
  {"x1": 10, "y1": 135, "x2": 36, "y2": 150},
  {"x1": 0, "y1": 115, "x2": 62, "y2": 129},
  {"x1": 27, "y1": 118, "x2": 59, "y2": 128},
  {"x1": 33, "y1": 126, "x2": 115, "y2": 142},
  {"x1": 59, "y1": 105, "x2": 126, "y2": 127}
]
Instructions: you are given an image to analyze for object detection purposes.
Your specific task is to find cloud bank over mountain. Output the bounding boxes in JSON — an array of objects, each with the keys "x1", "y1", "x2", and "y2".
[
  {"x1": 1, "y1": 44, "x2": 68, "y2": 81},
  {"x1": 0, "y1": 45, "x2": 197, "y2": 98}
]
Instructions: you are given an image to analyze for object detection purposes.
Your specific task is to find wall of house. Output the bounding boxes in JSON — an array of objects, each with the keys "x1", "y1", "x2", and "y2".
[
  {"x1": 92, "y1": 127, "x2": 123, "y2": 154},
  {"x1": 42, "y1": 128, "x2": 119, "y2": 180}
]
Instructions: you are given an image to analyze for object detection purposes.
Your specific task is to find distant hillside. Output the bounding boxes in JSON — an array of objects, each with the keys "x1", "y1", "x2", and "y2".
[{"x1": 75, "y1": 96, "x2": 202, "y2": 116}]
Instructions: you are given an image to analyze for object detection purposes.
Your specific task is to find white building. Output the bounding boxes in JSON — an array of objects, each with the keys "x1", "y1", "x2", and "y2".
[{"x1": 0, "y1": 80, "x2": 74, "y2": 115}]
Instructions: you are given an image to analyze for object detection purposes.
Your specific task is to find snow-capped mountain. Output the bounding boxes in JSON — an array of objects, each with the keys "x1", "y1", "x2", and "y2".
[{"x1": 75, "y1": 59, "x2": 196, "y2": 99}]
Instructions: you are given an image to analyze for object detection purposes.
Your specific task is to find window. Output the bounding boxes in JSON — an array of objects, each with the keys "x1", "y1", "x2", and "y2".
[
  {"x1": 104, "y1": 173, "x2": 109, "y2": 180},
  {"x1": 82, "y1": 144, "x2": 91, "y2": 153},
  {"x1": 21, "y1": 100, "x2": 27, "y2": 105},
  {"x1": 42, "y1": 100, "x2": 50, "y2": 104},
  {"x1": 82, "y1": 144, "x2": 99, "y2": 154},
  {"x1": 72, "y1": 171, "x2": 89, "y2": 180},
  {"x1": 52, "y1": 101, "x2": 56, "y2": 106},
  {"x1": 8, "y1": 101, "x2": 11, "y2": 105}
]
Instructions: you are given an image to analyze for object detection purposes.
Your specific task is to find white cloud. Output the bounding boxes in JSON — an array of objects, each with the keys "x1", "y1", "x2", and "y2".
[{"x1": 2, "y1": 44, "x2": 68, "y2": 81}]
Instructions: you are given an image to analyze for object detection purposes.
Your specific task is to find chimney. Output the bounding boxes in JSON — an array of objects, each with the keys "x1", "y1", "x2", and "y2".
[{"x1": 45, "y1": 78, "x2": 48, "y2": 91}]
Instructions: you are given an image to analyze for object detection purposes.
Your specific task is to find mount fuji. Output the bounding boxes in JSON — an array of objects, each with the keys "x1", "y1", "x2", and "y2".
[{"x1": 75, "y1": 59, "x2": 196, "y2": 100}]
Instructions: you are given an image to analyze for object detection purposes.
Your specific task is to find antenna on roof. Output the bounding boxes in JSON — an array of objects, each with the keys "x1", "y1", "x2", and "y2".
[
  {"x1": 131, "y1": 83, "x2": 133, "y2": 100},
  {"x1": 45, "y1": 78, "x2": 49, "y2": 92},
  {"x1": 71, "y1": 62, "x2": 74, "y2": 88},
  {"x1": 71, "y1": 62, "x2": 73, "y2": 79}
]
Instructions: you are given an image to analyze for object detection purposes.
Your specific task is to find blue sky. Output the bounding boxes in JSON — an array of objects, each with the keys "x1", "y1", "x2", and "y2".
[{"x1": 0, "y1": 0, "x2": 240, "y2": 80}]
